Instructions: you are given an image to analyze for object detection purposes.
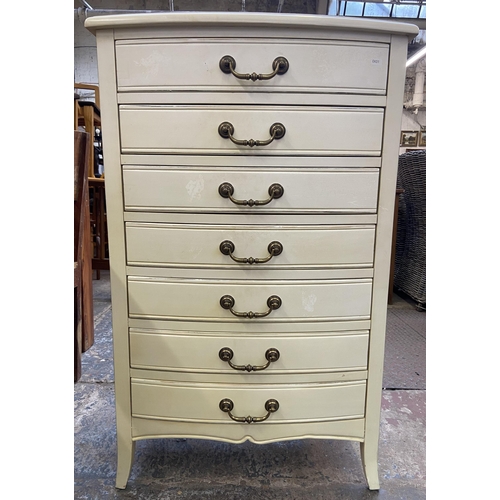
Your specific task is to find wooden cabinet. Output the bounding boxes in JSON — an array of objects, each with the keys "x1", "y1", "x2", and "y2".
[{"x1": 86, "y1": 12, "x2": 418, "y2": 490}]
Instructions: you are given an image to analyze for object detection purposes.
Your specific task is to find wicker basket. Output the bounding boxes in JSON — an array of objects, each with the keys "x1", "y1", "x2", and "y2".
[{"x1": 394, "y1": 150, "x2": 426, "y2": 309}]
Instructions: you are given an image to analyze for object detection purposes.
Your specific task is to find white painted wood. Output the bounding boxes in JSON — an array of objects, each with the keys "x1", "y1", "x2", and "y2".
[
  {"x1": 131, "y1": 416, "x2": 366, "y2": 443},
  {"x1": 127, "y1": 277, "x2": 372, "y2": 322},
  {"x1": 129, "y1": 367, "x2": 368, "y2": 385},
  {"x1": 115, "y1": 39, "x2": 389, "y2": 94},
  {"x1": 111, "y1": 26, "x2": 391, "y2": 44},
  {"x1": 123, "y1": 211, "x2": 378, "y2": 225},
  {"x1": 128, "y1": 317, "x2": 372, "y2": 334},
  {"x1": 131, "y1": 379, "x2": 366, "y2": 423},
  {"x1": 119, "y1": 105, "x2": 384, "y2": 155},
  {"x1": 129, "y1": 330, "x2": 369, "y2": 373},
  {"x1": 121, "y1": 154, "x2": 382, "y2": 169},
  {"x1": 117, "y1": 91, "x2": 387, "y2": 107},
  {"x1": 94, "y1": 29, "x2": 134, "y2": 491},
  {"x1": 125, "y1": 223, "x2": 375, "y2": 268},
  {"x1": 361, "y1": 34, "x2": 412, "y2": 492},
  {"x1": 84, "y1": 11, "x2": 418, "y2": 38},
  {"x1": 87, "y1": 12, "x2": 417, "y2": 490},
  {"x1": 126, "y1": 265, "x2": 374, "y2": 281},
  {"x1": 122, "y1": 168, "x2": 379, "y2": 213}
]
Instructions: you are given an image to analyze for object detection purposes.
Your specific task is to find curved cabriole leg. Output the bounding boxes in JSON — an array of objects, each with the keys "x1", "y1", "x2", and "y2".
[
  {"x1": 360, "y1": 441, "x2": 380, "y2": 491},
  {"x1": 115, "y1": 439, "x2": 136, "y2": 489}
]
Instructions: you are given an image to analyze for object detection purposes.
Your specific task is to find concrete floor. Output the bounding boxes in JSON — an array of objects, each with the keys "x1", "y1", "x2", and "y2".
[{"x1": 75, "y1": 271, "x2": 425, "y2": 499}]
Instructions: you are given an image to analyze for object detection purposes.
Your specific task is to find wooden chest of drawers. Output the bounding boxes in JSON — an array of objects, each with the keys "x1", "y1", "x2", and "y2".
[{"x1": 86, "y1": 12, "x2": 418, "y2": 490}]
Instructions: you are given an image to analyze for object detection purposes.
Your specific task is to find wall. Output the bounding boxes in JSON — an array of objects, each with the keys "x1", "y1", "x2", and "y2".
[
  {"x1": 400, "y1": 61, "x2": 426, "y2": 153},
  {"x1": 75, "y1": 9, "x2": 99, "y2": 86},
  {"x1": 399, "y1": 109, "x2": 426, "y2": 154}
]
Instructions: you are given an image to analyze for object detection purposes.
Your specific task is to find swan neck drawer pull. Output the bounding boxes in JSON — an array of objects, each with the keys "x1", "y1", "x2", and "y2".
[
  {"x1": 219, "y1": 398, "x2": 280, "y2": 423},
  {"x1": 218, "y1": 182, "x2": 284, "y2": 206},
  {"x1": 219, "y1": 240, "x2": 283, "y2": 264},
  {"x1": 219, "y1": 347, "x2": 280, "y2": 372},
  {"x1": 218, "y1": 121, "x2": 286, "y2": 147},
  {"x1": 219, "y1": 55, "x2": 289, "y2": 81},
  {"x1": 219, "y1": 294, "x2": 282, "y2": 318}
]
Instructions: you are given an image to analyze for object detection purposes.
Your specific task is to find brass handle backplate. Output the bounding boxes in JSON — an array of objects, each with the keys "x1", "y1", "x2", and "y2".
[
  {"x1": 219, "y1": 398, "x2": 280, "y2": 423},
  {"x1": 219, "y1": 347, "x2": 280, "y2": 372},
  {"x1": 218, "y1": 122, "x2": 286, "y2": 147},
  {"x1": 219, "y1": 55, "x2": 289, "y2": 81},
  {"x1": 218, "y1": 182, "x2": 284, "y2": 207},
  {"x1": 220, "y1": 294, "x2": 282, "y2": 319},
  {"x1": 220, "y1": 240, "x2": 283, "y2": 264}
]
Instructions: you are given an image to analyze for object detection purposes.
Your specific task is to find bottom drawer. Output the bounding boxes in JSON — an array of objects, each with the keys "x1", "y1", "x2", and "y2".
[{"x1": 131, "y1": 379, "x2": 366, "y2": 424}]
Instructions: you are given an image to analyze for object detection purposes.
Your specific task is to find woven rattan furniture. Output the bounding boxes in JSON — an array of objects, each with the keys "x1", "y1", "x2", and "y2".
[{"x1": 394, "y1": 150, "x2": 426, "y2": 309}]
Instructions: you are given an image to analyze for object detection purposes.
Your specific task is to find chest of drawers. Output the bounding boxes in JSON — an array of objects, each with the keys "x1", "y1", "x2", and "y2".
[{"x1": 85, "y1": 12, "x2": 418, "y2": 490}]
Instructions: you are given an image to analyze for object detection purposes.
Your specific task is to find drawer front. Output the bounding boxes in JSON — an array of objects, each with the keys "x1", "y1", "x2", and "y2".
[
  {"x1": 119, "y1": 106, "x2": 384, "y2": 155},
  {"x1": 131, "y1": 379, "x2": 366, "y2": 423},
  {"x1": 129, "y1": 330, "x2": 369, "y2": 373},
  {"x1": 115, "y1": 40, "x2": 389, "y2": 94},
  {"x1": 127, "y1": 278, "x2": 372, "y2": 322},
  {"x1": 123, "y1": 168, "x2": 379, "y2": 213},
  {"x1": 125, "y1": 223, "x2": 375, "y2": 268}
]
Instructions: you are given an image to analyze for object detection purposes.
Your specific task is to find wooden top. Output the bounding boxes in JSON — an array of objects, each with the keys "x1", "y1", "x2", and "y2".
[{"x1": 84, "y1": 11, "x2": 419, "y2": 38}]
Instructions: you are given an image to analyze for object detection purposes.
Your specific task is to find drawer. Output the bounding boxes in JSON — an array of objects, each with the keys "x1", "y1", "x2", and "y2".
[
  {"x1": 130, "y1": 330, "x2": 369, "y2": 373},
  {"x1": 127, "y1": 278, "x2": 372, "y2": 322},
  {"x1": 115, "y1": 39, "x2": 389, "y2": 94},
  {"x1": 131, "y1": 379, "x2": 366, "y2": 423},
  {"x1": 125, "y1": 223, "x2": 375, "y2": 269},
  {"x1": 123, "y1": 168, "x2": 379, "y2": 213},
  {"x1": 119, "y1": 106, "x2": 384, "y2": 155}
]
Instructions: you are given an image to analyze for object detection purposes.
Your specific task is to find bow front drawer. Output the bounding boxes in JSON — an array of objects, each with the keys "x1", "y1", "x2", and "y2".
[
  {"x1": 115, "y1": 39, "x2": 389, "y2": 95},
  {"x1": 119, "y1": 106, "x2": 384, "y2": 156},
  {"x1": 130, "y1": 329, "x2": 369, "y2": 374},
  {"x1": 131, "y1": 379, "x2": 366, "y2": 423},
  {"x1": 127, "y1": 277, "x2": 372, "y2": 322},
  {"x1": 123, "y1": 167, "x2": 379, "y2": 214},
  {"x1": 125, "y1": 223, "x2": 375, "y2": 269}
]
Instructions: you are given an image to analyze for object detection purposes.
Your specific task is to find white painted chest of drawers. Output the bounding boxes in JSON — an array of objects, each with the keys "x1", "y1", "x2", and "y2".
[{"x1": 85, "y1": 12, "x2": 418, "y2": 490}]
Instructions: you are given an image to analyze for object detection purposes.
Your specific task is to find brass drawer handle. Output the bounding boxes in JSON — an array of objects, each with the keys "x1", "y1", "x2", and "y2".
[
  {"x1": 220, "y1": 240, "x2": 283, "y2": 264},
  {"x1": 219, "y1": 347, "x2": 280, "y2": 372},
  {"x1": 219, "y1": 55, "x2": 289, "y2": 81},
  {"x1": 219, "y1": 398, "x2": 280, "y2": 424},
  {"x1": 220, "y1": 294, "x2": 282, "y2": 319},
  {"x1": 218, "y1": 182, "x2": 284, "y2": 207},
  {"x1": 218, "y1": 121, "x2": 286, "y2": 147}
]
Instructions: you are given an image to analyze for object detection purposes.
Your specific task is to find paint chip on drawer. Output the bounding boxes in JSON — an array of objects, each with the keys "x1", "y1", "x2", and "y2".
[
  {"x1": 135, "y1": 51, "x2": 165, "y2": 75},
  {"x1": 302, "y1": 292, "x2": 317, "y2": 312},
  {"x1": 186, "y1": 177, "x2": 204, "y2": 200}
]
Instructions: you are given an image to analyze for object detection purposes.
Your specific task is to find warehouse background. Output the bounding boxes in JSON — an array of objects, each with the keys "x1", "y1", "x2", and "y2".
[{"x1": 74, "y1": 0, "x2": 426, "y2": 152}]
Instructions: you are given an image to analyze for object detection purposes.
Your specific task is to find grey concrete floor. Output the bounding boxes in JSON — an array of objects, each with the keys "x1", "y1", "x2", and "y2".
[{"x1": 75, "y1": 271, "x2": 425, "y2": 499}]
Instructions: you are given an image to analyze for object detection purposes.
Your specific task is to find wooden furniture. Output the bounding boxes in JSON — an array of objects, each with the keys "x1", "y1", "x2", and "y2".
[
  {"x1": 74, "y1": 83, "x2": 110, "y2": 278},
  {"x1": 74, "y1": 131, "x2": 94, "y2": 382},
  {"x1": 86, "y1": 12, "x2": 418, "y2": 490},
  {"x1": 74, "y1": 82, "x2": 100, "y2": 108},
  {"x1": 88, "y1": 177, "x2": 109, "y2": 279},
  {"x1": 74, "y1": 83, "x2": 101, "y2": 178}
]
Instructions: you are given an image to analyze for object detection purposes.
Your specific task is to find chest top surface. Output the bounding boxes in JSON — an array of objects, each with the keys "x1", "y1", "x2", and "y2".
[{"x1": 84, "y1": 11, "x2": 419, "y2": 38}]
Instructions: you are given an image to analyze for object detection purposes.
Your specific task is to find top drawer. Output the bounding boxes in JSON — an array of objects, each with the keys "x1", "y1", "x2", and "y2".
[{"x1": 115, "y1": 39, "x2": 389, "y2": 95}]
